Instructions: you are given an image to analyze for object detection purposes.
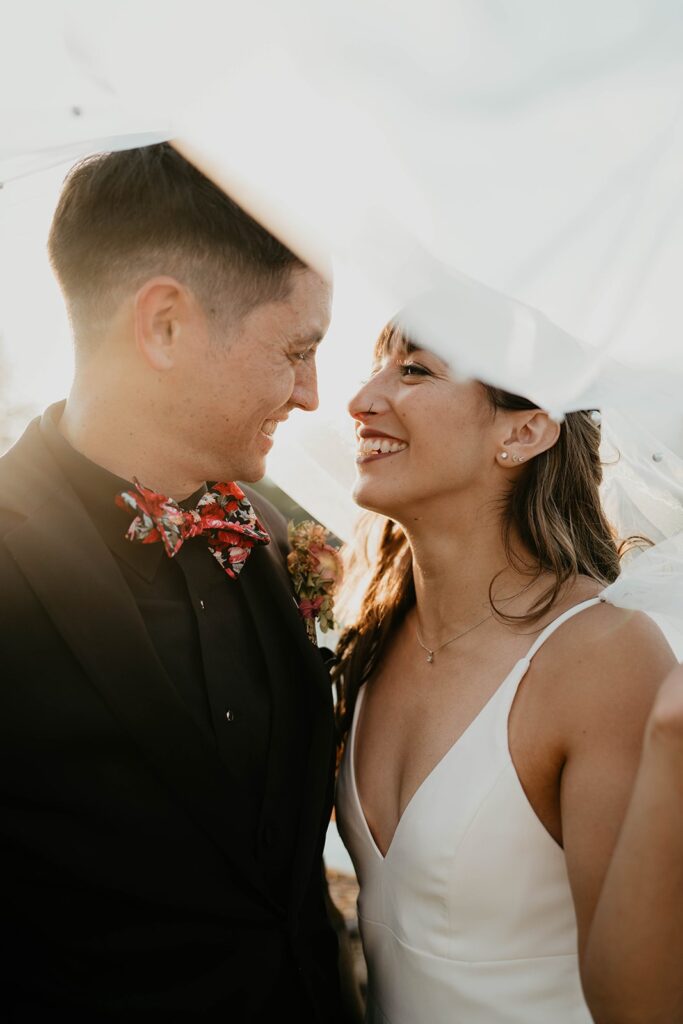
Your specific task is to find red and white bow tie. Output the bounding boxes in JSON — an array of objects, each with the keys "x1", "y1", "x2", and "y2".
[{"x1": 115, "y1": 478, "x2": 270, "y2": 579}]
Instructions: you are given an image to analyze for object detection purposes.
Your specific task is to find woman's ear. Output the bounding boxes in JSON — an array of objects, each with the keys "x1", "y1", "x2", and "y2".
[
  {"x1": 133, "y1": 276, "x2": 189, "y2": 371},
  {"x1": 500, "y1": 409, "x2": 561, "y2": 464}
]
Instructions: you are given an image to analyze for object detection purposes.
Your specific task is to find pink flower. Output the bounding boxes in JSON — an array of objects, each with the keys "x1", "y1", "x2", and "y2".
[
  {"x1": 310, "y1": 543, "x2": 344, "y2": 585},
  {"x1": 299, "y1": 595, "x2": 325, "y2": 619}
]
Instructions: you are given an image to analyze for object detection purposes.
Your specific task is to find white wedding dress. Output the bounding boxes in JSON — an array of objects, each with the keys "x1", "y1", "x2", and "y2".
[{"x1": 335, "y1": 597, "x2": 607, "y2": 1024}]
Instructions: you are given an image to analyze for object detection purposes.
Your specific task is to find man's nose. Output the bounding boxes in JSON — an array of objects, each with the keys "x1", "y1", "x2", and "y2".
[{"x1": 292, "y1": 361, "x2": 319, "y2": 413}]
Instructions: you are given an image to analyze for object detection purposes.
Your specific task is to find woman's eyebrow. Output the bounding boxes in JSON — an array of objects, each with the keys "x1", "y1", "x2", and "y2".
[
  {"x1": 396, "y1": 340, "x2": 425, "y2": 357},
  {"x1": 381, "y1": 339, "x2": 418, "y2": 359}
]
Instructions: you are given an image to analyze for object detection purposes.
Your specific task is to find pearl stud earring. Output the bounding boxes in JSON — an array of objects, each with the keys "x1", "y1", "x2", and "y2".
[{"x1": 500, "y1": 451, "x2": 509, "y2": 460}]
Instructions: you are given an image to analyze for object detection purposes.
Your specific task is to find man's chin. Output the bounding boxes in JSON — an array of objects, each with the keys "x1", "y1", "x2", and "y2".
[
  {"x1": 234, "y1": 460, "x2": 267, "y2": 484},
  {"x1": 208, "y1": 456, "x2": 266, "y2": 486}
]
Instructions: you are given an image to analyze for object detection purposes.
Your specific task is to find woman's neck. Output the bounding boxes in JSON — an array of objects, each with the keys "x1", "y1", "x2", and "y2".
[{"x1": 404, "y1": 510, "x2": 534, "y2": 644}]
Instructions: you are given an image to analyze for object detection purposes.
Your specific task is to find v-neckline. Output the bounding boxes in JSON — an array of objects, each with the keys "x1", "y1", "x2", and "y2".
[
  {"x1": 348, "y1": 595, "x2": 604, "y2": 862},
  {"x1": 349, "y1": 658, "x2": 529, "y2": 861}
]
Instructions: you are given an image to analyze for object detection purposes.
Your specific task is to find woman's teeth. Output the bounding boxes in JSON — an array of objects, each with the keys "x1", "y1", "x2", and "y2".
[{"x1": 358, "y1": 437, "x2": 408, "y2": 456}]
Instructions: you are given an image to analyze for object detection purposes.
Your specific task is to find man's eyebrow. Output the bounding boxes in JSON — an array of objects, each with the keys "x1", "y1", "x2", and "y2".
[{"x1": 290, "y1": 334, "x2": 324, "y2": 347}]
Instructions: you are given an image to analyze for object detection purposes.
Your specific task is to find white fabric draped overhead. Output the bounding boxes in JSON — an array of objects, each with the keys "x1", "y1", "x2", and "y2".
[{"x1": 2, "y1": 0, "x2": 683, "y2": 650}]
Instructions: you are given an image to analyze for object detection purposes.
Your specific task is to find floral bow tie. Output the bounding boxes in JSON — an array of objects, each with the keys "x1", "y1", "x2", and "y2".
[{"x1": 115, "y1": 478, "x2": 270, "y2": 579}]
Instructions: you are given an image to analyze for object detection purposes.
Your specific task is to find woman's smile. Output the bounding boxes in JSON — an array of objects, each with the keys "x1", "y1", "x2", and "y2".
[{"x1": 356, "y1": 427, "x2": 409, "y2": 464}]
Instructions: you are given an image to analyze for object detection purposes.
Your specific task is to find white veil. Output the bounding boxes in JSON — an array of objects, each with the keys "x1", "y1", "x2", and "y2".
[
  {"x1": 1, "y1": 1, "x2": 683, "y2": 654},
  {"x1": 598, "y1": 405, "x2": 683, "y2": 656}
]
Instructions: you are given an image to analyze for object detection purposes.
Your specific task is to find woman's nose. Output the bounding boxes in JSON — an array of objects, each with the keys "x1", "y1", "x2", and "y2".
[{"x1": 348, "y1": 378, "x2": 380, "y2": 419}]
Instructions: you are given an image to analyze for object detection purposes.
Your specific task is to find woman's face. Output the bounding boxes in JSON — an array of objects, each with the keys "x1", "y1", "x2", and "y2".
[{"x1": 348, "y1": 337, "x2": 499, "y2": 520}]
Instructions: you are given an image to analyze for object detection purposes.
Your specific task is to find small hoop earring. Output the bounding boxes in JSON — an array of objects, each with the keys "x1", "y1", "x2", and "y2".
[{"x1": 512, "y1": 454, "x2": 525, "y2": 463}]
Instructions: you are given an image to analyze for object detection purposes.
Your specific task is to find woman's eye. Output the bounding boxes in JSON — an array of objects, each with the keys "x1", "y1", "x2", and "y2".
[{"x1": 399, "y1": 362, "x2": 430, "y2": 377}]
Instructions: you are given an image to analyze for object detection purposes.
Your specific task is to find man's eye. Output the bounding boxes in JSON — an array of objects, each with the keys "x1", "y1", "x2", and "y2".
[{"x1": 295, "y1": 347, "x2": 315, "y2": 362}]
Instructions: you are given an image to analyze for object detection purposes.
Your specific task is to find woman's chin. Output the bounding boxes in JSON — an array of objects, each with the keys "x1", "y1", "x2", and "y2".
[{"x1": 352, "y1": 481, "x2": 398, "y2": 518}]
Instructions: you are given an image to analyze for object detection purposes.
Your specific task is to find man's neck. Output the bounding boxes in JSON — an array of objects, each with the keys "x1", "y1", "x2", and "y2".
[{"x1": 59, "y1": 396, "x2": 205, "y2": 502}]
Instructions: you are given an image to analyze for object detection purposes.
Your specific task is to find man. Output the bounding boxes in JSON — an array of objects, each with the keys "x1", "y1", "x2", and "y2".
[{"x1": 0, "y1": 142, "x2": 348, "y2": 1022}]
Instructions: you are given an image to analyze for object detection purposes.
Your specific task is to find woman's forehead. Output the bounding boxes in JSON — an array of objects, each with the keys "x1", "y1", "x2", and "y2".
[
  {"x1": 372, "y1": 324, "x2": 449, "y2": 368},
  {"x1": 374, "y1": 322, "x2": 413, "y2": 357}
]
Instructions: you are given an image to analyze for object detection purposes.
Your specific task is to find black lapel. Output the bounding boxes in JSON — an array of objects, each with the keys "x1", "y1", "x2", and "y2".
[
  {"x1": 1, "y1": 422, "x2": 278, "y2": 912},
  {"x1": 238, "y1": 536, "x2": 337, "y2": 915}
]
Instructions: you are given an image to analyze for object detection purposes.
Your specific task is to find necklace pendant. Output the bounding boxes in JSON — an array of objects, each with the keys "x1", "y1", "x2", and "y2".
[{"x1": 426, "y1": 651, "x2": 434, "y2": 663}]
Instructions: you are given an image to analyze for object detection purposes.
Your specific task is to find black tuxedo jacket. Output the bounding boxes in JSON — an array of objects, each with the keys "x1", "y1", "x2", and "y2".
[{"x1": 0, "y1": 410, "x2": 344, "y2": 1022}]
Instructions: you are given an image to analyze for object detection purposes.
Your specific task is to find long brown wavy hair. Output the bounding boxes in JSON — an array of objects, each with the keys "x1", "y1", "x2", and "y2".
[{"x1": 332, "y1": 319, "x2": 634, "y2": 756}]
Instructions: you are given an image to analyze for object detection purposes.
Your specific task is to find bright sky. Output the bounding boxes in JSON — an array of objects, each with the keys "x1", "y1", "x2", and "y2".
[{"x1": 0, "y1": 163, "x2": 75, "y2": 419}]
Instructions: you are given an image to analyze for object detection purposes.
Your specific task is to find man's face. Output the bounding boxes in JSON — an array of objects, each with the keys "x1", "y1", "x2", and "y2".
[{"x1": 174, "y1": 267, "x2": 332, "y2": 484}]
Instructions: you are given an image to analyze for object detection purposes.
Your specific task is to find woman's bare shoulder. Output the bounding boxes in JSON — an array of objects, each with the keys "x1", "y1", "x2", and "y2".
[
  {"x1": 539, "y1": 573, "x2": 673, "y2": 660},
  {"x1": 554, "y1": 592, "x2": 673, "y2": 666},
  {"x1": 532, "y1": 583, "x2": 677, "y2": 736}
]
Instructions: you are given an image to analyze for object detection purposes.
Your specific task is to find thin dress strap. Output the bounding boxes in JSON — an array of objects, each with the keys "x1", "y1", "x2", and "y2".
[
  {"x1": 523, "y1": 596, "x2": 604, "y2": 663},
  {"x1": 496, "y1": 594, "x2": 606, "y2": 747}
]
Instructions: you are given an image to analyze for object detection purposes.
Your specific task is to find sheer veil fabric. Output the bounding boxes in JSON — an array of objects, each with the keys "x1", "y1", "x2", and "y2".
[{"x1": 1, "y1": 3, "x2": 683, "y2": 651}]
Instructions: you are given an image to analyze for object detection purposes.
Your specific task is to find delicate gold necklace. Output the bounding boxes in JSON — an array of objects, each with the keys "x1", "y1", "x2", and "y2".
[{"x1": 415, "y1": 610, "x2": 494, "y2": 664}]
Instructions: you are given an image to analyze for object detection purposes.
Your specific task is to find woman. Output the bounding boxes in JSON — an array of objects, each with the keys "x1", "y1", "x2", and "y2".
[{"x1": 332, "y1": 316, "x2": 677, "y2": 1024}]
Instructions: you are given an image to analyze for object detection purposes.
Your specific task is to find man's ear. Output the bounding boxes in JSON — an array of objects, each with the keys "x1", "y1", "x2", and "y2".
[
  {"x1": 133, "y1": 276, "x2": 192, "y2": 371},
  {"x1": 500, "y1": 409, "x2": 561, "y2": 464}
]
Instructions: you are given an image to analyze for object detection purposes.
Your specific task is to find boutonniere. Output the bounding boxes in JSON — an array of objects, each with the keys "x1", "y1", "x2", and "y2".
[{"x1": 287, "y1": 520, "x2": 344, "y2": 644}]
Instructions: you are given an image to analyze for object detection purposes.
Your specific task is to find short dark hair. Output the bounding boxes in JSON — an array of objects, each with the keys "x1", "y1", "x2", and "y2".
[{"x1": 48, "y1": 142, "x2": 305, "y2": 346}]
